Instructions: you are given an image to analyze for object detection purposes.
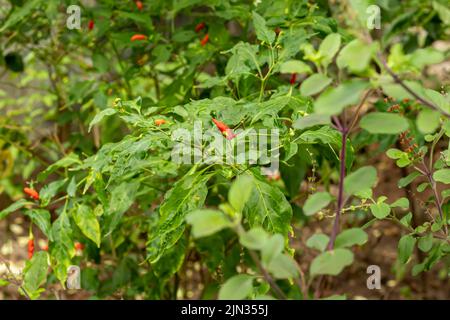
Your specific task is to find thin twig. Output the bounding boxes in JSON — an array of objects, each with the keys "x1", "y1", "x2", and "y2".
[
  {"x1": 377, "y1": 53, "x2": 450, "y2": 118},
  {"x1": 247, "y1": 250, "x2": 287, "y2": 300}
]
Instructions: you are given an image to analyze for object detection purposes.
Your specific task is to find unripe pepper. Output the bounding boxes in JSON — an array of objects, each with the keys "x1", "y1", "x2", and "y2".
[
  {"x1": 200, "y1": 34, "x2": 209, "y2": 46},
  {"x1": 212, "y1": 118, "x2": 236, "y2": 140},
  {"x1": 195, "y1": 22, "x2": 206, "y2": 33},
  {"x1": 131, "y1": 34, "x2": 147, "y2": 41},
  {"x1": 24, "y1": 187, "x2": 39, "y2": 200}
]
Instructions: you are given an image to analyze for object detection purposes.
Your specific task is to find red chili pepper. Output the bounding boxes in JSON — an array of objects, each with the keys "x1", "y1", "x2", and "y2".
[
  {"x1": 88, "y1": 19, "x2": 94, "y2": 31},
  {"x1": 200, "y1": 34, "x2": 209, "y2": 46},
  {"x1": 290, "y1": 73, "x2": 297, "y2": 85},
  {"x1": 24, "y1": 187, "x2": 39, "y2": 200},
  {"x1": 28, "y1": 239, "x2": 35, "y2": 260},
  {"x1": 195, "y1": 22, "x2": 206, "y2": 33},
  {"x1": 212, "y1": 118, "x2": 236, "y2": 140},
  {"x1": 154, "y1": 119, "x2": 166, "y2": 126},
  {"x1": 74, "y1": 242, "x2": 84, "y2": 251},
  {"x1": 135, "y1": 0, "x2": 143, "y2": 11},
  {"x1": 131, "y1": 34, "x2": 147, "y2": 41}
]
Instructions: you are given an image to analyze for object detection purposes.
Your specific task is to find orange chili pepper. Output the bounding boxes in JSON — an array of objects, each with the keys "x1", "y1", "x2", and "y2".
[
  {"x1": 200, "y1": 34, "x2": 209, "y2": 46},
  {"x1": 195, "y1": 22, "x2": 206, "y2": 33},
  {"x1": 24, "y1": 187, "x2": 39, "y2": 200},
  {"x1": 135, "y1": 0, "x2": 143, "y2": 11},
  {"x1": 212, "y1": 118, "x2": 236, "y2": 140},
  {"x1": 28, "y1": 239, "x2": 35, "y2": 260},
  {"x1": 155, "y1": 119, "x2": 166, "y2": 126},
  {"x1": 131, "y1": 34, "x2": 147, "y2": 41},
  {"x1": 74, "y1": 242, "x2": 85, "y2": 251}
]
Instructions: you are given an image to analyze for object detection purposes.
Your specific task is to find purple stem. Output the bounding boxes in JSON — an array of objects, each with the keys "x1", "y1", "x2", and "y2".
[{"x1": 327, "y1": 128, "x2": 348, "y2": 250}]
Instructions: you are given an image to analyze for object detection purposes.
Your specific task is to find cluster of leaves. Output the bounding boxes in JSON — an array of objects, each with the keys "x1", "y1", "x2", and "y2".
[{"x1": 0, "y1": 0, "x2": 449, "y2": 299}]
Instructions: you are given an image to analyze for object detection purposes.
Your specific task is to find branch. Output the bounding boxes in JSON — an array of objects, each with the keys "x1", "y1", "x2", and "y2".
[
  {"x1": 377, "y1": 53, "x2": 450, "y2": 118},
  {"x1": 248, "y1": 250, "x2": 287, "y2": 300}
]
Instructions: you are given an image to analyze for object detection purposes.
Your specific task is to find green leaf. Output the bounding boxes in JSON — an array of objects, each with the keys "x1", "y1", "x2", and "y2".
[
  {"x1": 417, "y1": 109, "x2": 440, "y2": 134},
  {"x1": 348, "y1": 0, "x2": 372, "y2": 25},
  {"x1": 186, "y1": 209, "x2": 232, "y2": 238},
  {"x1": 293, "y1": 114, "x2": 330, "y2": 130},
  {"x1": 398, "y1": 234, "x2": 416, "y2": 264},
  {"x1": 335, "y1": 228, "x2": 368, "y2": 248},
  {"x1": 229, "y1": 174, "x2": 254, "y2": 213},
  {"x1": 390, "y1": 197, "x2": 409, "y2": 209},
  {"x1": 39, "y1": 180, "x2": 66, "y2": 207},
  {"x1": 0, "y1": 0, "x2": 42, "y2": 32},
  {"x1": 306, "y1": 234, "x2": 330, "y2": 252},
  {"x1": 337, "y1": 39, "x2": 373, "y2": 72},
  {"x1": 386, "y1": 148, "x2": 404, "y2": 159},
  {"x1": 344, "y1": 166, "x2": 377, "y2": 196},
  {"x1": 88, "y1": 108, "x2": 117, "y2": 132},
  {"x1": 73, "y1": 204, "x2": 101, "y2": 247},
  {"x1": 21, "y1": 251, "x2": 48, "y2": 300},
  {"x1": 433, "y1": 169, "x2": 450, "y2": 184},
  {"x1": 0, "y1": 199, "x2": 32, "y2": 220},
  {"x1": 37, "y1": 153, "x2": 81, "y2": 181},
  {"x1": 360, "y1": 112, "x2": 409, "y2": 134},
  {"x1": 417, "y1": 182, "x2": 429, "y2": 192},
  {"x1": 261, "y1": 234, "x2": 284, "y2": 266},
  {"x1": 243, "y1": 176, "x2": 292, "y2": 235},
  {"x1": 267, "y1": 253, "x2": 299, "y2": 279},
  {"x1": 410, "y1": 48, "x2": 445, "y2": 69},
  {"x1": 106, "y1": 181, "x2": 139, "y2": 234},
  {"x1": 418, "y1": 233, "x2": 433, "y2": 252},
  {"x1": 279, "y1": 60, "x2": 312, "y2": 74},
  {"x1": 398, "y1": 172, "x2": 421, "y2": 188},
  {"x1": 252, "y1": 11, "x2": 275, "y2": 44},
  {"x1": 218, "y1": 274, "x2": 254, "y2": 300},
  {"x1": 147, "y1": 172, "x2": 210, "y2": 263},
  {"x1": 310, "y1": 248, "x2": 354, "y2": 278},
  {"x1": 400, "y1": 212, "x2": 413, "y2": 227},
  {"x1": 67, "y1": 177, "x2": 77, "y2": 197},
  {"x1": 300, "y1": 74, "x2": 332, "y2": 96},
  {"x1": 314, "y1": 80, "x2": 369, "y2": 115},
  {"x1": 51, "y1": 210, "x2": 73, "y2": 250},
  {"x1": 303, "y1": 191, "x2": 332, "y2": 216},
  {"x1": 0, "y1": 279, "x2": 9, "y2": 287},
  {"x1": 433, "y1": 1, "x2": 450, "y2": 25},
  {"x1": 25, "y1": 209, "x2": 53, "y2": 241},
  {"x1": 370, "y1": 202, "x2": 391, "y2": 219},
  {"x1": 318, "y1": 33, "x2": 341, "y2": 66},
  {"x1": 239, "y1": 227, "x2": 269, "y2": 250}
]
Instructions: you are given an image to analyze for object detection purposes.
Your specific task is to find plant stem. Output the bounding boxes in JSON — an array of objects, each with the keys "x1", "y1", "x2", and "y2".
[
  {"x1": 235, "y1": 224, "x2": 286, "y2": 299},
  {"x1": 377, "y1": 53, "x2": 450, "y2": 118},
  {"x1": 426, "y1": 172, "x2": 448, "y2": 235},
  {"x1": 327, "y1": 128, "x2": 348, "y2": 250},
  {"x1": 247, "y1": 250, "x2": 287, "y2": 300}
]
